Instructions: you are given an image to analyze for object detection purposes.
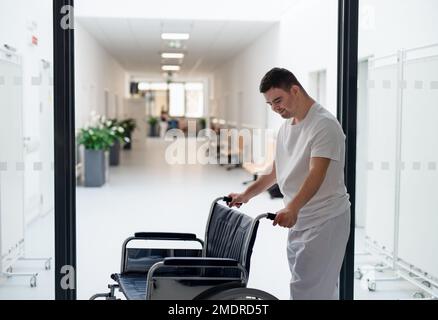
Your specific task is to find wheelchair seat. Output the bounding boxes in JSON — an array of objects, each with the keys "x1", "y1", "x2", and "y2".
[{"x1": 91, "y1": 197, "x2": 277, "y2": 300}]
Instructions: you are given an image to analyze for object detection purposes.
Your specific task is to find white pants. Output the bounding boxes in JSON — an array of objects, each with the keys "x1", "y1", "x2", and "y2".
[{"x1": 287, "y1": 209, "x2": 351, "y2": 300}]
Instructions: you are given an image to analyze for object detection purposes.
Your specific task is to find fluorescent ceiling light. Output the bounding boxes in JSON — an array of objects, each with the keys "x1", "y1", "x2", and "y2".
[
  {"x1": 161, "y1": 53, "x2": 185, "y2": 59},
  {"x1": 162, "y1": 65, "x2": 181, "y2": 71},
  {"x1": 161, "y1": 33, "x2": 190, "y2": 40}
]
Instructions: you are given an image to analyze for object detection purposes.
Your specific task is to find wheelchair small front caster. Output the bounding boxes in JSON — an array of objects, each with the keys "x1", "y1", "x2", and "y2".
[
  {"x1": 30, "y1": 276, "x2": 37, "y2": 288},
  {"x1": 367, "y1": 279, "x2": 376, "y2": 292},
  {"x1": 375, "y1": 263, "x2": 385, "y2": 272},
  {"x1": 354, "y1": 269, "x2": 363, "y2": 280},
  {"x1": 45, "y1": 260, "x2": 51, "y2": 270},
  {"x1": 422, "y1": 281, "x2": 431, "y2": 288},
  {"x1": 413, "y1": 292, "x2": 425, "y2": 299}
]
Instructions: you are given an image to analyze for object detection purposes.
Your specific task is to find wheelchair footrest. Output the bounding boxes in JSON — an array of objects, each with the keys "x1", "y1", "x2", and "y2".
[{"x1": 112, "y1": 273, "x2": 148, "y2": 300}]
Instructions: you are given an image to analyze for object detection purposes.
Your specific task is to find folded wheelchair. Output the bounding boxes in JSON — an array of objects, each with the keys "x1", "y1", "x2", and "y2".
[{"x1": 91, "y1": 197, "x2": 278, "y2": 300}]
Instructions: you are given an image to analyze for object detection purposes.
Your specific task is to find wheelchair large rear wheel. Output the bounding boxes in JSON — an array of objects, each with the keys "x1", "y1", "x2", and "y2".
[{"x1": 204, "y1": 288, "x2": 278, "y2": 300}]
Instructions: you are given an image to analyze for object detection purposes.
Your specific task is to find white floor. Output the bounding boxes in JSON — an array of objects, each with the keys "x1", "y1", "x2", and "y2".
[
  {"x1": 0, "y1": 137, "x2": 428, "y2": 300},
  {"x1": 353, "y1": 228, "x2": 428, "y2": 300},
  {"x1": 0, "y1": 210, "x2": 54, "y2": 300}
]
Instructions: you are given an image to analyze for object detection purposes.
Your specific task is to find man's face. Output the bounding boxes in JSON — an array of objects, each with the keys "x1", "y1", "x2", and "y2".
[{"x1": 263, "y1": 86, "x2": 299, "y2": 119}]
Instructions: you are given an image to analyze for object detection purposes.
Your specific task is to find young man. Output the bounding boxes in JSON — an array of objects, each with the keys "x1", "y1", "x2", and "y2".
[{"x1": 227, "y1": 68, "x2": 351, "y2": 300}]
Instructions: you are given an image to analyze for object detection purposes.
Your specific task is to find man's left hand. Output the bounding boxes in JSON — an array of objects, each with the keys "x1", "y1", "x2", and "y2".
[{"x1": 273, "y1": 207, "x2": 299, "y2": 228}]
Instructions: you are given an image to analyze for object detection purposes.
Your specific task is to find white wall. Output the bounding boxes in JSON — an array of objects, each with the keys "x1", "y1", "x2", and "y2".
[
  {"x1": 277, "y1": 0, "x2": 339, "y2": 120},
  {"x1": 359, "y1": 0, "x2": 438, "y2": 59},
  {"x1": 75, "y1": 21, "x2": 127, "y2": 129},
  {"x1": 0, "y1": 0, "x2": 55, "y2": 290},
  {"x1": 212, "y1": 0, "x2": 339, "y2": 132},
  {"x1": 0, "y1": 0, "x2": 54, "y2": 223},
  {"x1": 0, "y1": 0, "x2": 53, "y2": 58},
  {"x1": 212, "y1": 24, "x2": 280, "y2": 129},
  {"x1": 0, "y1": 0, "x2": 53, "y2": 143}
]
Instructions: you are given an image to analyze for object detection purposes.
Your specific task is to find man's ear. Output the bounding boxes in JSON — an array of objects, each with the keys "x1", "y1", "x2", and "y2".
[{"x1": 290, "y1": 85, "x2": 300, "y2": 96}]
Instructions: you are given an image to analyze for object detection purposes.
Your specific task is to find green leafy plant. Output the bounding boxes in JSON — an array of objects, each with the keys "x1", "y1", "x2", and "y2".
[
  {"x1": 119, "y1": 118, "x2": 137, "y2": 135},
  {"x1": 104, "y1": 119, "x2": 129, "y2": 143},
  {"x1": 147, "y1": 116, "x2": 158, "y2": 126},
  {"x1": 77, "y1": 126, "x2": 114, "y2": 151},
  {"x1": 199, "y1": 117, "x2": 207, "y2": 130}
]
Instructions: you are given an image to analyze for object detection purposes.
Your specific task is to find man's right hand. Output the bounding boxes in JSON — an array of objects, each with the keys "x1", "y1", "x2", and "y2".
[{"x1": 227, "y1": 193, "x2": 250, "y2": 208}]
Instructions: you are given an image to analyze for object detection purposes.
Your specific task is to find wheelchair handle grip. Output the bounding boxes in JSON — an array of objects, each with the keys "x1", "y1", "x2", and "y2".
[
  {"x1": 222, "y1": 196, "x2": 242, "y2": 206},
  {"x1": 223, "y1": 198, "x2": 276, "y2": 221},
  {"x1": 223, "y1": 196, "x2": 232, "y2": 203}
]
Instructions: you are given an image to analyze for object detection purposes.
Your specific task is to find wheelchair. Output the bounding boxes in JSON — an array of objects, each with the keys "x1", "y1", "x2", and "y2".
[{"x1": 91, "y1": 197, "x2": 278, "y2": 300}]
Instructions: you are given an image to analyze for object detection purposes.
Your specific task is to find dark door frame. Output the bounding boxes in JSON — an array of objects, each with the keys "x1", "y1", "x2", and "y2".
[
  {"x1": 337, "y1": 0, "x2": 359, "y2": 300},
  {"x1": 53, "y1": 0, "x2": 77, "y2": 300},
  {"x1": 51, "y1": 0, "x2": 359, "y2": 300}
]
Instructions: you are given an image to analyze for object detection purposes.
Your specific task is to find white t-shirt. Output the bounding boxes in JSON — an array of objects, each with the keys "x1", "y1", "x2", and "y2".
[{"x1": 275, "y1": 103, "x2": 350, "y2": 231}]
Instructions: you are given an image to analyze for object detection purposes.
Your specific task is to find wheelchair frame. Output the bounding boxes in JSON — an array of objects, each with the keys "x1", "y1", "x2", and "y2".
[{"x1": 91, "y1": 197, "x2": 277, "y2": 300}]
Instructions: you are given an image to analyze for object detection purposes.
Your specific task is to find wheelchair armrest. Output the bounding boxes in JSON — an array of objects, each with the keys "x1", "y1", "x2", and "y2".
[
  {"x1": 163, "y1": 257, "x2": 239, "y2": 267},
  {"x1": 121, "y1": 233, "x2": 204, "y2": 273},
  {"x1": 145, "y1": 257, "x2": 249, "y2": 299},
  {"x1": 134, "y1": 232, "x2": 198, "y2": 241}
]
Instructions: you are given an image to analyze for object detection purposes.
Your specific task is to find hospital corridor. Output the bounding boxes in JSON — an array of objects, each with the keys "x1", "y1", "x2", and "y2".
[{"x1": 1, "y1": 0, "x2": 438, "y2": 303}]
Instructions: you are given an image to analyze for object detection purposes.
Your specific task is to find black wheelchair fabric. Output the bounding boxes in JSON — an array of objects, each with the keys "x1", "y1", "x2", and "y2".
[{"x1": 205, "y1": 203, "x2": 259, "y2": 274}]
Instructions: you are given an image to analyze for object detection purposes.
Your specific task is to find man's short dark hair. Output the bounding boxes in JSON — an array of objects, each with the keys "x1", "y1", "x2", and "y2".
[{"x1": 259, "y1": 68, "x2": 304, "y2": 93}]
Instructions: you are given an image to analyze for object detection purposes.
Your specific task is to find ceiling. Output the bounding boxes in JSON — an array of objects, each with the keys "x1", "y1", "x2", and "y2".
[
  {"x1": 75, "y1": 0, "x2": 296, "y2": 21},
  {"x1": 76, "y1": 17, "x2": 278, "y2": 78}
]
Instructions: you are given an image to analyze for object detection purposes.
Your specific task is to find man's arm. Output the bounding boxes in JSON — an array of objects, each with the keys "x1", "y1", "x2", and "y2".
[
  {"x1": 273, "y1": 157, "x2": 330, "y2": 228},
  {"x1": 228, "y1": 162, "x2": 277, "y2": 208}
]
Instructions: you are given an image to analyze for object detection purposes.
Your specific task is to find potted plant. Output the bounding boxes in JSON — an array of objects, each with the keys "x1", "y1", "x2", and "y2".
[
  {"x1": 199, "y1": 118, "x2": 207, "y2": 130},
  {"x1": 147, "y1": 116, "x2": 159, "y2": 137},
  {"x1": 120, "y1": 118, "x2": 137, "y2": 150},
  {"x1": 77, "y1": 126, "x2": 113, "y2": 187},
  {"x1": 104, "y1": 119, "x2": 127, "y2": 166}
]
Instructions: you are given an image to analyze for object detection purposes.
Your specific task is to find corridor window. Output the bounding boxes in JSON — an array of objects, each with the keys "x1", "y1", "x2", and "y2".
[
  {"x1": 185, "y1": 83, "x2": 204, "y2": 118},
  {"x1": 169, "y1": 82, "x2": 205, "y2": 118},
  {"x1": 169, "y1": 83, "x2": 185, "y2": 117}
]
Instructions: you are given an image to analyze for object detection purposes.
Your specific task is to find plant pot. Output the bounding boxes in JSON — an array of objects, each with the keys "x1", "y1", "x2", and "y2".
[
  {"x1": 199, "y1": 119, "x2": 206, "y2": 131},
  {"x1": 123, "y1": 132, "x2": 132, "y2": 150},
  {"x1": 149, "y1": 123, "x2": 158, "y2": 137},
  {"x1": 84, "y1": 149, "x2": 106, "y2": 187},
  {"x1": 109, "y1": 140, "x2": 120, "y2": 166}
]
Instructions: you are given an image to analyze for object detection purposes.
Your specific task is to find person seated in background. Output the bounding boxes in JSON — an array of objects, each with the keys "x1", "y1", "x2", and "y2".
[
  {"x1": 167, "y1": 118, "x2": 179, "y2": 131},
  {"x1": 159, "y1": 110, "x2": 169, "y2": 138}
]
